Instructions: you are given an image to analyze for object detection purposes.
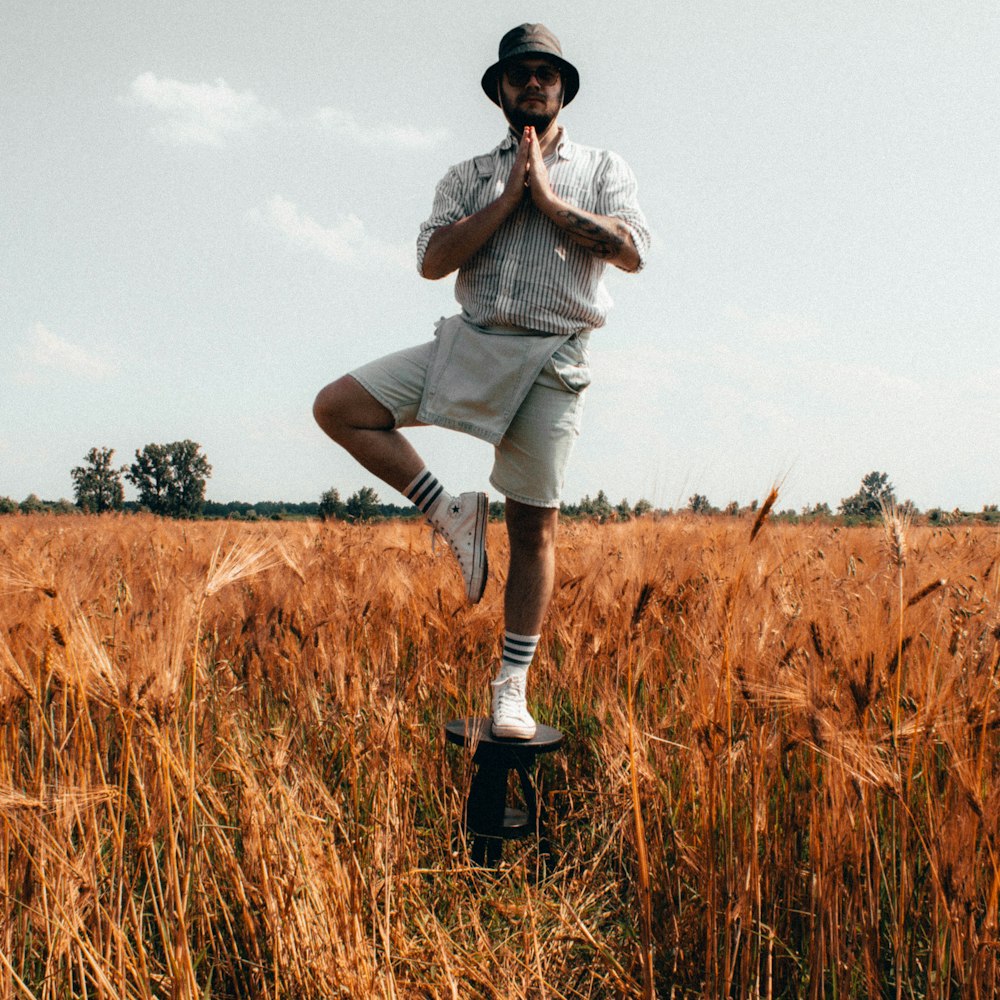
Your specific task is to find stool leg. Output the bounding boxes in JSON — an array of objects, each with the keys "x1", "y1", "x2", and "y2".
[
  {"x1": 466, "y1": 757, "x2": 508, "y2": 866},
  {"x1": 513, "y1": 757, "x2": 538, "y2": 829},
  {"x1": 514, "y1": 755, "x2": 555, "y2": 870}
]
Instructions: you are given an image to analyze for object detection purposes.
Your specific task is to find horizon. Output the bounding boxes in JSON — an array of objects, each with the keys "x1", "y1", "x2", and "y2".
[{"x1": 7, "y1": 461, "x2": 994, "y2": 518}]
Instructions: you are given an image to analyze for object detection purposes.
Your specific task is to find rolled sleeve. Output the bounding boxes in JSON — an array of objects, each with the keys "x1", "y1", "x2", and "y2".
[
  {"x1": 596, "y1": 152, "x2": 651, "y2": 272},
  {"x1": 416, "y1": 166, "x2": 469, "y2": 275}
]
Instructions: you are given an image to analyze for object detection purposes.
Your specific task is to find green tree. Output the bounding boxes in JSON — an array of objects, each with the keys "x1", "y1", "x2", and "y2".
[
  {"x1": 578, "y1": 489, "x2": 614, "y2": 522},
  {"x1": 71, "y1": 447, "x2": 125, "y2": 512},
  {"x1": 802, "y1": 501, "x2": 833, "y2": 520},
  {"x1": 688, "y1": 493, "x2": 712, "y2": 515},
  {"x1": 633, "y1": 498, "x2": 653, "y2": 518},
  {"x1": 20, "y1": 494, "x2": 45, "y2": 514},
  {"x1": 125, "y1": 443, "x2": 173, "y2": 513},
  {"x1": 839, "y1": 471, "x2": 895, "y2": 521},
  {"x1": 346, "y1": 486, "x2": 380, "y2": 522},
  {"x1": 126, "y1": 440, "x2": 212, "y2": 517},
  {"x1": 319, "y1": 487, "x2": 346, "y2": 521},
  {"x1": 168, "y1": 440, "x2": 212, "y2": 517},
  {"x1": 0, "y1": 496, "x2": 17, "y2": 514}
]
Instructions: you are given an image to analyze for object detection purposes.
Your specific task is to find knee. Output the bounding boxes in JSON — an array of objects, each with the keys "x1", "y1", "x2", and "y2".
[
  {"x1": 312, "y1": 378, "x2": 350, "y2": 437},
  {"x1": 507, "y1": 505, "x2": 558, "y2": 557},
  {"x1": 313, "y1": 375, "x2": 394, "y2": 441}
]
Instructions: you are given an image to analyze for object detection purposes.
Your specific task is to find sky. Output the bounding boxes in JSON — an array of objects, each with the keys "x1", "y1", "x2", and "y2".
[{"x1": 3, "y1": 0, "x2": 998, "y2": 513}]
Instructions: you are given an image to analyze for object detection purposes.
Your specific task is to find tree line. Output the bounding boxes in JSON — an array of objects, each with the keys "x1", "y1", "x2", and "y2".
[
  {"x1": 66, "y1": 443, "x2": 212, "y2": 517},
  {"x1": 682, "y1": 471, "x2": 998, "y2": 526},
  {"x1": 37, "y1": 444, "x2": 416, "y2": 522},
  {"x1": 2, "y1": 450, "x2": 998, "y2": 526}
]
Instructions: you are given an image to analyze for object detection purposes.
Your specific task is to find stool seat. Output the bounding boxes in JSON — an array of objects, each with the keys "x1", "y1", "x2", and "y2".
[
  {"x1": 445, "y1": 717, "x2": 564, "y2": 753},
  {"x1": 446, "y1": 716, "x2": 565, "y2": 867}
]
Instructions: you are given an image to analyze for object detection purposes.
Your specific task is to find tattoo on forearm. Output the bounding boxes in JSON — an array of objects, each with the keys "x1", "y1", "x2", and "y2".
[{"x1": 556, "y1": 209, "x2": 625, "y2": 259}]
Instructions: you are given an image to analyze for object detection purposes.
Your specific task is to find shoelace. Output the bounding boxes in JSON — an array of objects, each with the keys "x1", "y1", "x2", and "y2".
[
  {"x1": 430, "y1": 525, "x2": 467, "y2": 564},
  {"x1": 430, "y1": 525, "x2": 450, "y2": 556},
  {"x1": 494, "y1": 676, "x2": 526, "y2": 714}
]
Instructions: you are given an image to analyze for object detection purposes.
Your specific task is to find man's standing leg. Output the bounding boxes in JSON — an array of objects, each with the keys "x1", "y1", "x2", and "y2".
[
  {"x1": 504, "y1": 500, "x2": 558, "y2": 635},
  {"x1": 490, "y1": 499, "x2": 558, "y2": 738}
]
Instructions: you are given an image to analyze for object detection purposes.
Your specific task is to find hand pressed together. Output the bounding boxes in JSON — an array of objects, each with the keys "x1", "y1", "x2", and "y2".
[{"x1": 502, "y1": 126, "x2": 555, "y2": 211}]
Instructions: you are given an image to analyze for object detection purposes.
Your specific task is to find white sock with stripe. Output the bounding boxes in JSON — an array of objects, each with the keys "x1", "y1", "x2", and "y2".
[
  {"x1": 403, "y1": 468, "x2": 451, "y2": 522},
  {"x1": 498, "y1": 630, "x2": 540, "y2": 681}
]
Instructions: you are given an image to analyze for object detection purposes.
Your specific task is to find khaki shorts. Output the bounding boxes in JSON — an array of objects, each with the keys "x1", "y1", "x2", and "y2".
[{"x1": 350, "y1": 337, "x2": 590, "y2": 508}]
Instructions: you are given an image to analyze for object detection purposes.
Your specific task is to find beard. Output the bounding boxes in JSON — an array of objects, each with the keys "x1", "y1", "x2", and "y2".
[{"x1": 500, "y1": 85, "x2": 564, "y2": 136}]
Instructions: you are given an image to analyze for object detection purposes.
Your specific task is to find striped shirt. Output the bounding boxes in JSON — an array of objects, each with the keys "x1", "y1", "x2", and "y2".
[{"x1": 416, "y1": 129, "x2": 650, "y2": 336}]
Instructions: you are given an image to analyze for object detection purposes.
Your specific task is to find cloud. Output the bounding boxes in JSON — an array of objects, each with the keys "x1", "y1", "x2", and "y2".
[
  {"x1": 313, "y1": 107, "x2": 447, "y2": 148},
  {"x1": 247, "y1": 195, "x2": 412, "y2": 270},
  {"x1": 124, "y1": 72, "x2": 277, "y2": 147},
  {"x1": 122, "y1": 77, "x2": 444, "y2": 151},
  {"x1": 16, "y1": 324, "x2": 114, "y2": 382}
]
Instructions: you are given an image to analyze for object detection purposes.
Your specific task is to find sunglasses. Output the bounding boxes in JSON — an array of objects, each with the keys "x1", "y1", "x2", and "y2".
[{"x1": 504, "y1": 63, "x2": 561, "y2": 87}]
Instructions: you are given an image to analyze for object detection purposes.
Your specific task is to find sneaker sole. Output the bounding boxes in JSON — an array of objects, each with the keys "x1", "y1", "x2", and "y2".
[
  {"x1": 467, "y1": 492, "x2": 488, "y2": 603},
  {"x1": 491, "y1": 720, "x2": 537, "y2": 740}
]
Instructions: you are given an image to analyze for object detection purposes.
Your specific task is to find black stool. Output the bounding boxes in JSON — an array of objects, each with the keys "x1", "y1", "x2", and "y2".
[{"x1": 445, "y1": 717, "x2": 564, "y2": 866}]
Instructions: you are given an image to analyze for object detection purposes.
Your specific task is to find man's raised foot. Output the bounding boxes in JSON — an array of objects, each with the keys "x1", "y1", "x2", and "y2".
[{"x1": 432, "y1": 491, "x2": 488, "y2": 603}]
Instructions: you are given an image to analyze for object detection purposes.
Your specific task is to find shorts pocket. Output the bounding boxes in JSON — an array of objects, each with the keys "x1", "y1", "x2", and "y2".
[{"x1": 547, "y1": 335, "x2": 592, "y2": 393}]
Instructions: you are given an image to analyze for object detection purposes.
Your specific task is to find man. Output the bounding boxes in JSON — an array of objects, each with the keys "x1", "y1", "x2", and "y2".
[{"x1": 313, "y1": 24, "x2": 649, "y2": 739}]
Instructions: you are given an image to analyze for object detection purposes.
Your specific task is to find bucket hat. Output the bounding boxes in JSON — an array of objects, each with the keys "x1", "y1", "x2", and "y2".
[{"x1": 480, "y1": 24, "x2": 580, "y2": 107}]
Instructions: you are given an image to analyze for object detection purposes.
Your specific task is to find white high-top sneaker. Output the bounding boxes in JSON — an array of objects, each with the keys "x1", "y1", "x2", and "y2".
[
  {"x1": 431, "y1": 491, "x2": 488, "y2": 603},
  {"x1": 490, "y1": 674, "x2": 537, "y2": 740}
]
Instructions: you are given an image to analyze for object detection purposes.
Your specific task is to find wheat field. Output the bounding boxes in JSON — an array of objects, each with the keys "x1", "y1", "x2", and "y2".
[{"x1": 0, "y1": 511, "x2": 998, "y2": 998}]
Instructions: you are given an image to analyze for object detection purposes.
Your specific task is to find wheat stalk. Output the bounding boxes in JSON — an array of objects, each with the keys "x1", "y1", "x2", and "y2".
[{"x1": 0, "y1": 513, "x2": 996, "y2": 995}]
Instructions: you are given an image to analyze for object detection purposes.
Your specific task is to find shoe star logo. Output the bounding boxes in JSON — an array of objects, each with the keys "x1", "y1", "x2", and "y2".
[{"x1": 449, "y1": 502, "x2": 461, "y2": 515}]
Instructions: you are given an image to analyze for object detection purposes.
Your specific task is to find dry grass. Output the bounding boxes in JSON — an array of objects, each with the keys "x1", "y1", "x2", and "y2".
[{"x1": 0, "y1": 511, "x2": 998, "y2": 998}]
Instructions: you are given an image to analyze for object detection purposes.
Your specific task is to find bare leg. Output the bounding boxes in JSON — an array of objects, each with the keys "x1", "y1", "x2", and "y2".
[
  {"x1": 313, "y1": 375, "x2": 423, "y2": 493},
  {"x1": 504, "y1": 499, "x2": 558, "y2": 635}
]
